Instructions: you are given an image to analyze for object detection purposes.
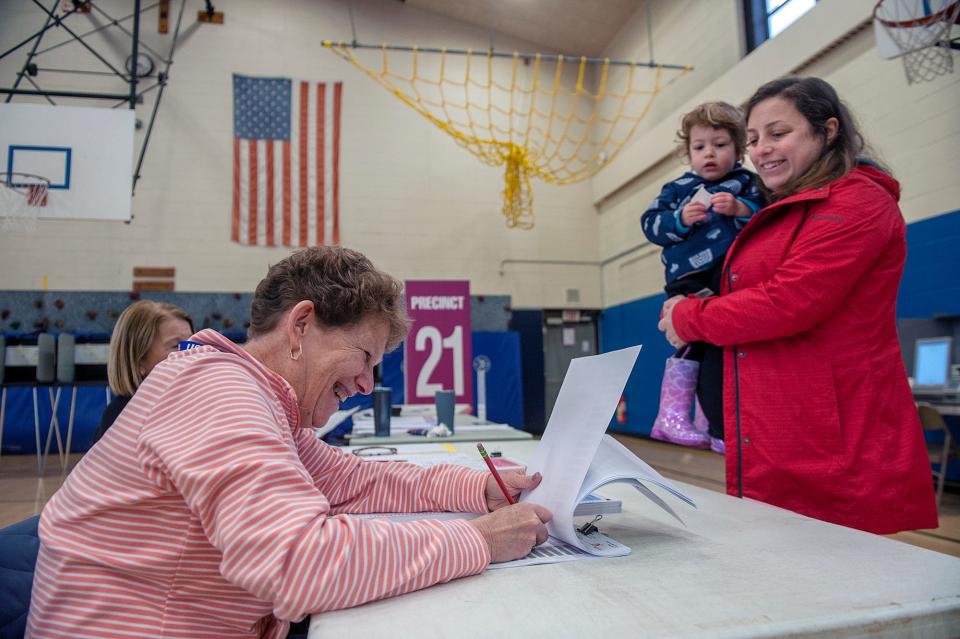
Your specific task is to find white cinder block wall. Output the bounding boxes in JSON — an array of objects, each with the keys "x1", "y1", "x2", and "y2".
[
  {"x1": 1, "y1": 0, "x2": 958, "y2": 313},
  {"x1": 0, "y1": 0, "x2": 602, "y2": 308},
  {"x1": 596, "y1": 0, "x2": 960, "y2": 308}
]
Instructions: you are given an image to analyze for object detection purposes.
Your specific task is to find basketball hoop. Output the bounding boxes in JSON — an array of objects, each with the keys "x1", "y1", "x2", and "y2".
[
  {"x1": 874, "y1": 0, "x2": 960, "y2": 84},
  {"x1": 0, "y1": 172, "x2": 50, "y2": 233}
]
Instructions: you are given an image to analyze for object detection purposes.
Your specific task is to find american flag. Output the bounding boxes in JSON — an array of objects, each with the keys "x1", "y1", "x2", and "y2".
[{"x1": 232, "y1": 74, "x2": 341, "y2": 247}]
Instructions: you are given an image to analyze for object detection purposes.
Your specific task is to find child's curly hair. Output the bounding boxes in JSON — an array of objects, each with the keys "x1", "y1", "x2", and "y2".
[{"x1": 676, "y1": 102, "x2": 747, "y2": 162}]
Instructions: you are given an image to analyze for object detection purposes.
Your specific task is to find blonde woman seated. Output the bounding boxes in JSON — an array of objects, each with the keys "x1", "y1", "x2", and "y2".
[
  {"x1": 92, "y1": 300, "x2": 193, "y2": 443},
  {"x1": 29, "y1": 247, "x2": 550, "y2": 639}
]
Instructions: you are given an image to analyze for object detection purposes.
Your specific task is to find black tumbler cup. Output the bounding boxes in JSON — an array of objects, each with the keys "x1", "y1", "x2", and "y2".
[{"x1": 373, "y1": 386, "x2": 392, "y2": 437}]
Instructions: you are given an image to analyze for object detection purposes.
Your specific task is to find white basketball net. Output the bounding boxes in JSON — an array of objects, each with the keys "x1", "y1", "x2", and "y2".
[
  {"x1": 0, "y1": 173, "x2": 49, "y2": 233},
  {"x1": 874, "y1": 0, "x2": 960, "y2": 84}
]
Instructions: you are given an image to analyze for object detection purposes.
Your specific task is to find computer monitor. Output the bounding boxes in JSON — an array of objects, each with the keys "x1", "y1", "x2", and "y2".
[{"x1": 913, "y1": 337, "x2": 953, "y2": 389}]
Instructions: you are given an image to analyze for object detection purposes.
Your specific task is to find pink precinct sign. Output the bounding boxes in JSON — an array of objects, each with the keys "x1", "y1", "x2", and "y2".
[{"x1": 404, "y1": 280, "x2": 473, "y2": 407}]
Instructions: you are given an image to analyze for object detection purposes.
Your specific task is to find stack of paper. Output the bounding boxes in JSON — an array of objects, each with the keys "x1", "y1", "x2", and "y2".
[
  {"x1": 521, "y1": 345, "x2": 695, "y2": 557},
  {"x1": 573, "y1": 493, "x2": 622, "y2": 517}
]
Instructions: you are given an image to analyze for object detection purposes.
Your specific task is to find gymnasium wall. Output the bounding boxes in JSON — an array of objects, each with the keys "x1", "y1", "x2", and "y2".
[
  {"x1": 594, "y1": 0, "x2": 960, "y2": 307},
  {"x1": 2, "y1": 0, "x2": 957, "y2": 390},
  {"x1": 591, "y1": 0, "x2": 960, "y2": 436},
  {"x1": 6, "y1": 1, "x2": 951, "y2": 311},
  {"x1": 0, "y1": 0, "x2": 604, "y2": 309}
]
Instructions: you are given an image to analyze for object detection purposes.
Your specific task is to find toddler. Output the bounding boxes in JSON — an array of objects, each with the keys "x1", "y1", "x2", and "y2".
[{"x1": 641, "y1": 102, "x2": 764, "y2": 452}]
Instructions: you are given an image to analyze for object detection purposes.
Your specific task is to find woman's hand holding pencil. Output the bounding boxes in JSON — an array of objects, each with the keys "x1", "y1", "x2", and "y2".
[
  {"x1": 478, "y1": 442, "x2": 543, "y2": 510},
  {"x1": 483, "y1": 469, "x2": 542, "y2": 511},
  {"x1": 468, "y1": 501, "x2": 553, "y2": 563},
  {"x1": 469, "y1": 442, "x2": 552, "y2": 563}
]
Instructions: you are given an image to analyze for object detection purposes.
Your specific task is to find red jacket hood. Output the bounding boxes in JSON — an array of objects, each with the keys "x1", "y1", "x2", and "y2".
[
  {"x1": 766, "y1": 162, "x2": 901, "y2": 213},
  {"x1": 855, "y1": 162, "x2": 900, "y2": 202}
]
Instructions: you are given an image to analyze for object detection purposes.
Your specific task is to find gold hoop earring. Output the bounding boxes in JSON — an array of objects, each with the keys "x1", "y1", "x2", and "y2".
[{"x1": 291, "y1": 342, "x2": 303, "y2": 361}]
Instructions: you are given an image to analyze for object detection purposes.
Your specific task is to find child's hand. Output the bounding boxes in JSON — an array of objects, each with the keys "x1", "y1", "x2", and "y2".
[
  {"x1": 680, "y1": 201, "x2": 708, "y2": 227},
  {"x1": 710, "y1": 193, "x2": 750, "y2": 217}
]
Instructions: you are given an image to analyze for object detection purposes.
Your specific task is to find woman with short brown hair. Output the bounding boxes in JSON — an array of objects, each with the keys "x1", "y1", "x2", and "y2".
[{"x1": 31, "y1": 246, "x2": 550, "y2": 639}]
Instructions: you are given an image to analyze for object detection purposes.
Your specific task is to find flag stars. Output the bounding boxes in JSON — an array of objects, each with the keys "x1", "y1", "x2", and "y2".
[{"x1": 233, "y1": 75, "x2": 292, "y2": 140}]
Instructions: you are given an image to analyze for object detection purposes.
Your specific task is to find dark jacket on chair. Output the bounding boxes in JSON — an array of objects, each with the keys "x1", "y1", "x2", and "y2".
[{"x1": 0, "y1": 515, "x2": 40, "y2": 639}]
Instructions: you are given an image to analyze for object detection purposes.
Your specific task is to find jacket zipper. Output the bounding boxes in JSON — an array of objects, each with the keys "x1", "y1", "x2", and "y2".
[
  {"x1": 726, "y1": 264, "x2": 744, "y2": 498},
  {"x1": 722, "y1": 199, "x2": 808, "y2": 499},
  {"x1": 722, "y1": 199, "x2": 789, "y2": 499}
]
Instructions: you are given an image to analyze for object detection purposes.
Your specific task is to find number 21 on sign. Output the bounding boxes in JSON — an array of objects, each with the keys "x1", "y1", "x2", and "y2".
[{"x1": 415, "y1": 325, "x2": 464, "y2": 396}]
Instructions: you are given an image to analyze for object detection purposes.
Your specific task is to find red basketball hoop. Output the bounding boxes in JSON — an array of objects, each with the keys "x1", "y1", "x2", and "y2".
[
  {"x1": 0, "y1": 172, "x2": 50, "y2": 233},
  {"x1": 874, "y1": 0, "x2": 960, "y2": 83}
]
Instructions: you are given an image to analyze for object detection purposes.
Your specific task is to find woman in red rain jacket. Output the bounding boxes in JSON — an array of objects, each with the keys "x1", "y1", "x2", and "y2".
[{"x1": 658, "y1": 77, "x2": 937, "y2": 534}]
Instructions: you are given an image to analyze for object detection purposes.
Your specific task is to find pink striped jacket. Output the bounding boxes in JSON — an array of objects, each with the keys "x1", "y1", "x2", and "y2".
[{"x1": 27, "y1": 329, "x2": 490, "y2": 639}]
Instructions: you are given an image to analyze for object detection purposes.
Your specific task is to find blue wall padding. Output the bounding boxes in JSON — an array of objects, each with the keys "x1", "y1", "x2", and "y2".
[
  {"x1": 600, "y1": 208, "x2": 960, "y2": 437},
  {"x1": 898, "y1": 209, "x2": 960, "y2": 318},
  {"x1": 2, "y1": 331, "x2": 525, "y2": 453},
  {"x1": 510, "y1": 310, "x2": 546, "y2": 434},
  {"x1": 897, "y1": 209, "x2": 960, "y2": 480},
  {"x1": 471, "y1": 331, "x2": 524, "y2": 429},
  {"x1": 0, "y1": 385, "x2": 109, "y2": 454},
  {"x1": 599, "y1": 296, "x2": 675, "y2": 436}
]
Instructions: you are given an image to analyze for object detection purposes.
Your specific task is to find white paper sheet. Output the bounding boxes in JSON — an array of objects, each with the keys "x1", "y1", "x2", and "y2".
[
  {"x1": 351, "y1": 511, "x2": 593, "y2": 570},
  {"x1": 486, "y1": 536, "x2": 594, "y2": 570},
  {"x1": 690, "y1": 184, "x2": 712, "y2": 207},
  {"x1": 578, "y1": 435, "x2": 695, "y2": 527},
  {"x1": 516, "y1": 346, "x2": 696, "y2": 557},
  {"x1": 520, "y1": 346, "x2": 642, "y2": 554},
  {"x1": 314, "y1": 406, "x2": 360, "y2": 438}
]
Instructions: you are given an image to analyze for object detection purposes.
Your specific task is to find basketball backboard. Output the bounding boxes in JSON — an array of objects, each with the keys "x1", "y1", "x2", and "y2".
[{"x1": 0, "y1": 103, "x2": 135, "y2": 221}]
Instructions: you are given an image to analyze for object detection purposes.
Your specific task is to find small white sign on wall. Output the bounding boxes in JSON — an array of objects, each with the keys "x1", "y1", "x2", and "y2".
[{"x1": 0, "y1": 103, "x2": 134, "y2": 221}]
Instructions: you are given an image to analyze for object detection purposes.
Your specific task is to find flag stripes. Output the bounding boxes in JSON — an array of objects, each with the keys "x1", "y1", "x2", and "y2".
[{"x1": 232, "y1": 76, "x2": 341, "y2": 247}]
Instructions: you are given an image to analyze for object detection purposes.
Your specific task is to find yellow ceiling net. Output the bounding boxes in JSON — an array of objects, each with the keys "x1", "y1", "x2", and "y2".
[{"x1": 324, "y1": 42, "x2": 691, "y2": 229}]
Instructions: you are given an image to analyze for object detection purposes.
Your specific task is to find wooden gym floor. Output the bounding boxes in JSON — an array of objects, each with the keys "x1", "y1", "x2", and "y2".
[{"x1": 1, "y1": 433, "x2": 957, "y2": 556}]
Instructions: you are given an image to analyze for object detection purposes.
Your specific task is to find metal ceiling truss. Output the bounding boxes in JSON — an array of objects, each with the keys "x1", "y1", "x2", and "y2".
[{"x1": 0, "y1": 0, "x2": 192, "y2": 193}]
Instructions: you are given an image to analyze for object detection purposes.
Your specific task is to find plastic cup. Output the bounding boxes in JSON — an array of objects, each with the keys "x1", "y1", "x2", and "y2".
[{"x1": 435, "y1": 389, "x2": 455, "y2": 433}]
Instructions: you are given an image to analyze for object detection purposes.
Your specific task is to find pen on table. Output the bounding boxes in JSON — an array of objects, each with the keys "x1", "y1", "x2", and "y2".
[{"x1": 477, "y1": 442, "x2": 515, "y2": 505}]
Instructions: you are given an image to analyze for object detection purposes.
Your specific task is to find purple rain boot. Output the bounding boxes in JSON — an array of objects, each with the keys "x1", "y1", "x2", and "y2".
[
  {"x1": 693, "y1": 396, "x2": 710, "y2": 434},
  {"x1": 710, "y1": 437, "x2": 726, "y2": 455},
  {"x1": 650, "y1": 357, "x2": 710, "y2": 449}
]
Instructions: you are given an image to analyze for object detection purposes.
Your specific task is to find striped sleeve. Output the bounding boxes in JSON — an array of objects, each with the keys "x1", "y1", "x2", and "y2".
[
  {"x1": 294, "y1": 428, "x2": 491, "y2": 514},
  {"x1": 136, "y1": 358, "x2": 490, "y2": 621}
]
